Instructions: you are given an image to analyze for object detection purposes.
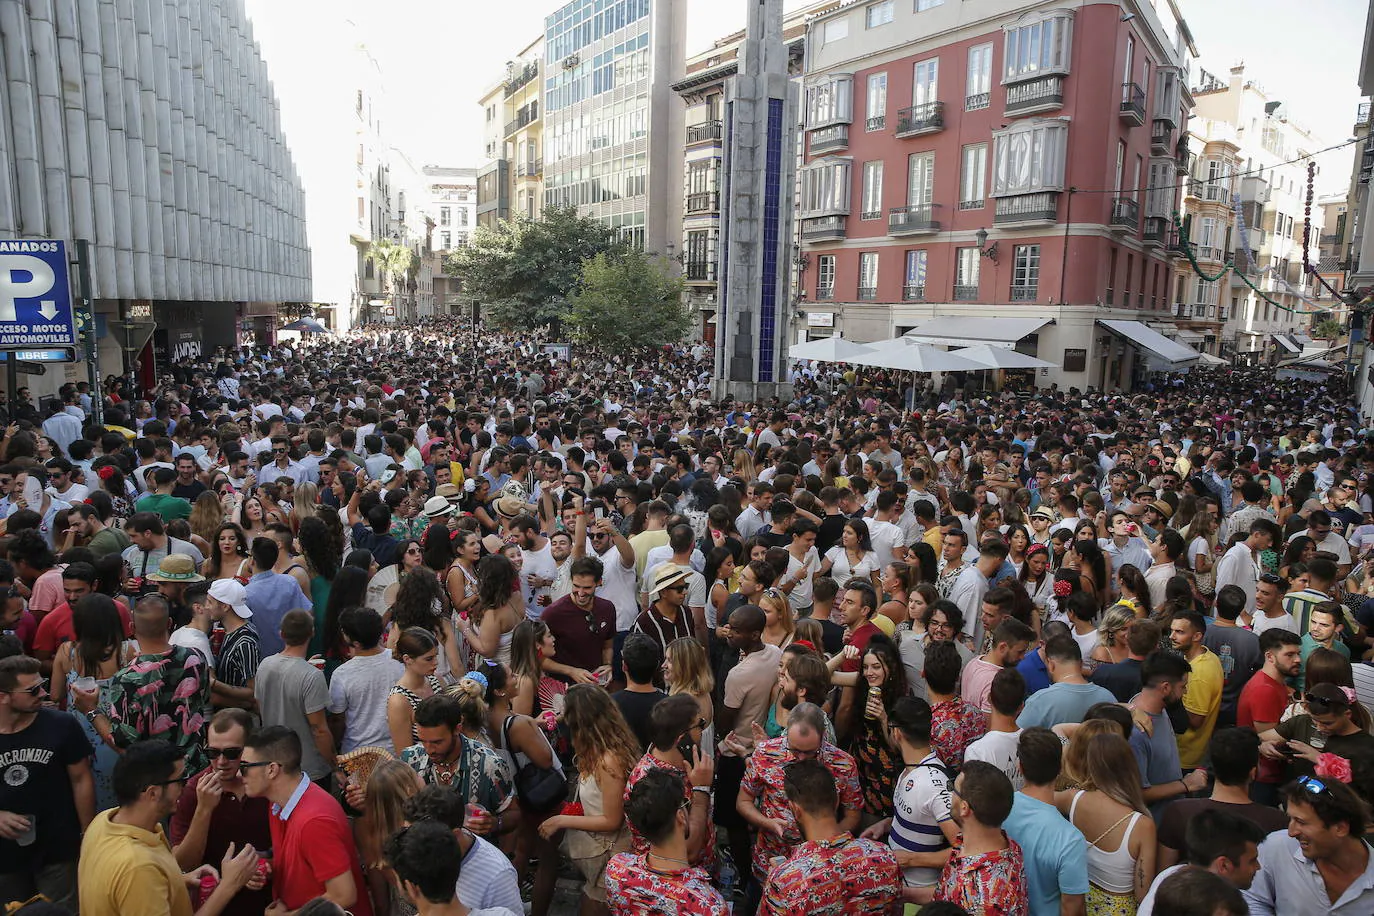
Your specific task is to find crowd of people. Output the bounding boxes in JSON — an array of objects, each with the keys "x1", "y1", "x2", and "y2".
[{"x1": 0, "y1": 321, "x2": 1373, "y2": 916}]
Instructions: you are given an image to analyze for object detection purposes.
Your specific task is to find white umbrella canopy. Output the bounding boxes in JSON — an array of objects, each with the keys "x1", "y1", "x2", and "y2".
[
  {"x1": 949, "y1": 344, "x2": 1057, "y2": 369},
  {"x1": 849, "y1": 337, "x2": 984, "y2": 372},
  {"x1": 787, "y1": 335, "x2": 876, "y2": 363}
]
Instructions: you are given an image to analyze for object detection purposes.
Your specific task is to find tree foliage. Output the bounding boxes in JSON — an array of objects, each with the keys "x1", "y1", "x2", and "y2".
[
  {"x1": 567, "y1": 250, "x2": 690, "y2": 351},
  {"x1": 444, "y1": 206, "x2": 621, "y2": 331},
  {"x1": 370, "y1": 238, "x2": 414, "y2": 293},
  {"x1": 1313, "y1": 317, "x2": 1344, "y2": 340}
]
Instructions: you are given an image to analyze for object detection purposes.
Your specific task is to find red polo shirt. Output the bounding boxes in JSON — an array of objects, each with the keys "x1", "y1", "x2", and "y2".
[
  {"x1": 1237, "y1": 669, "x2": 1291, "y2": 784},
  {"x1": 31, "y1": 599, "x2": 133, "y2": 656},
  {"x1": 268, "y1": 779, "x2": 373, "y2": 916}
]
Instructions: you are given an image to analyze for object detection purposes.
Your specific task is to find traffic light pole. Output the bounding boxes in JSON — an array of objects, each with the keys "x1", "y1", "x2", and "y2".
[{"x1": 73, "y1": 239, "x2": 103, "y2": 427}]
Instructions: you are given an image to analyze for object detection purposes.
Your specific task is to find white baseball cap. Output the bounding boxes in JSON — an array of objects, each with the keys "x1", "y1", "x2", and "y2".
[{"x1": 208, "y1": 579, "x2": 253, "y2": 618}]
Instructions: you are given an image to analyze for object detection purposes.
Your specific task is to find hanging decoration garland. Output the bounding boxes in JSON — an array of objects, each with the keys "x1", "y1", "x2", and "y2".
[{"x1": 1174, "y1": 211, "x2": 1328, "y2": 317}]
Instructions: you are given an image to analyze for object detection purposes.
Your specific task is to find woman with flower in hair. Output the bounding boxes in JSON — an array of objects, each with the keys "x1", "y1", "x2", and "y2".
[
  {"x1": 95, "y1": 463, "x2": 133, "y2": 520},
  {"x1": 1258, "y1": 680, "x2": 1374, "y2": 782}
]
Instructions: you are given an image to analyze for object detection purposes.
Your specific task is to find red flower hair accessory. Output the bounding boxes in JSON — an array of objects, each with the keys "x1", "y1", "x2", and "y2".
[
  {"x1": 1314, "y1": 753, "x2": 1353, "y2": 784},
  {"x1": 1053, "y1": 579, "x2": 1075, "y2": 597}
]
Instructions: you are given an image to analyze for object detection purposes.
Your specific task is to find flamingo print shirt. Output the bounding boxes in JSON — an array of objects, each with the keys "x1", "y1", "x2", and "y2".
[{"x1": 98, "y1": 645, "x2": 212, "y2": 771}]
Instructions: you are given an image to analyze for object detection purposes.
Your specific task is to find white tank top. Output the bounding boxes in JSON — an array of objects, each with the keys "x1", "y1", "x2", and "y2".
[{"x1": 1070, "y1": 789, "x2": 1143, "y2": 895}]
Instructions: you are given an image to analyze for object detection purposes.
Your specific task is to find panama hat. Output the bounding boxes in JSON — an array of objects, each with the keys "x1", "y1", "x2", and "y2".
[
  {"x1": 649, "y1": 563, "x2": 692, "y2": 597},
  {"x1": 421, "y1": 496, "x2": 455, "y2": 519},
  {"x1": 145, "y1": 554, "x2": 205, "y2": 583}
]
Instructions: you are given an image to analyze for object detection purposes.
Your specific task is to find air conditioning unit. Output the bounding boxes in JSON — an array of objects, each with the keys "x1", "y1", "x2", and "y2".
[{"x1": 563, "y1": 54, "x2": 580, "y2": 69}]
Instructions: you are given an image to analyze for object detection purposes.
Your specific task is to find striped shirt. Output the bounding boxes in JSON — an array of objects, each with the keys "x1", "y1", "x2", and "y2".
[
  {"x1": 217, "y1": 624, "x2": 260, "y2": 689},
  {"x1": 890, "y1": 753, "x2": 953, "y2": 888}
]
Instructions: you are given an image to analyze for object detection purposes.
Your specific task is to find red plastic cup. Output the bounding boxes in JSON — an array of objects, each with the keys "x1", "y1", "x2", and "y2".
[{"x1": 198, "y1": 872, "x2": 219, "y2": 906}]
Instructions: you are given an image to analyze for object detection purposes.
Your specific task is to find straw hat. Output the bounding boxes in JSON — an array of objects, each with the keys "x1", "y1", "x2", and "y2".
[{"x1": 145, "y1": 554, "x2": 205, "y2": 583}]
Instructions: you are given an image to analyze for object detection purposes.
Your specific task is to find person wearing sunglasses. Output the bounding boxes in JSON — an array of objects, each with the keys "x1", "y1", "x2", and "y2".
[
  {"x1": 1257, "y1": 681, "x2": 1374, "y2": 782},
  {"x1": 79, "y1": 738, "x2": 263, "y2": 916},
  {"x1": 168, "y1": 708, "x2": 274, "y2": 916},
  {"x1": 0, "y1": 655, "x2": 94, "y2": 910},
  {"x1": 1241, "y1": 774, "x2": 1374, "y2": 915}
]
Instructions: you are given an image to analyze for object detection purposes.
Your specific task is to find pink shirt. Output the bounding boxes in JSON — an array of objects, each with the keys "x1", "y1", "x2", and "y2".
[
  {"x1": 30, "y1": 566, "x2": 66, "y2": 616},
  {"x1": 960, "y1": 656, "x2": 1002, "y2": 712}
]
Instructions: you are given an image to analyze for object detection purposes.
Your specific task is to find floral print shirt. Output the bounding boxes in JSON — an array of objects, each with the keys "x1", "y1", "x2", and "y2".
[
  {"x1": 604, "y1": 853, "x2": 726, "y2": 916},
  {"x1": 740, "y1": 737, "x2": 863, "y2": 881},
  {"x1": 935, "y1": 834, "x2": 1029, "y2": 916},
  {"x1": 761, "y1": 833, "x2": 901, "y2": 915},
  {"x1": 931, "y1": 697, "x2": 989, "y2": 769},
  {"x1": 625, "y1": 751, "x2": 715, "y2": 871},
  {"x1": 401, "y1": 734, "x2": 515, "y2": 814},
  {"x1": 99, "y1": 645, "x2": 212, "y2": 772}
]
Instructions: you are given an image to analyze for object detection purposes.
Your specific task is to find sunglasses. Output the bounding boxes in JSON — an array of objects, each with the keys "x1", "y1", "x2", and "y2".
[
  {"x1": 206, "y1": 746, "x2": 244, "y2": 761},
  {"x1": 1258, "y1": 573, "x2": 1284, "y2": 585},
  {"x1": 8, "y1": 680, "x2": 47, "y2": 696},
  {"x1": 156, "y1": 773, "x2": 193, "y2": 787},
  {"x1": 238, "y1": 760, "x2": 274, "y2": 774},
  {"x1": 1296, "y1": 774, "x2": 1328, "y2": 795}
]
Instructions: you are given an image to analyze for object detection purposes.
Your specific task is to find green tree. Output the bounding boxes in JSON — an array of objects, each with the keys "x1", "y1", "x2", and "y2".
[
  {"x1": 567, "y1": 250, "x2": 690, "y2": 351},
  {"x1": 370, "y1": 238, "x2": 414, "y2": 294},
  {"x1": 1313, "y1": 317, "x2": 1344, "y2": 340},
  {"x1": 443, "y1": 206, "x2": 620, "y2": 331}
]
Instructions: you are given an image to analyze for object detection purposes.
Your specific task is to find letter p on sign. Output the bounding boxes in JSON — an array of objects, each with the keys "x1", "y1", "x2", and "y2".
[{"x1": 0, "y1": 255, "x2": 56, "y2": 323}]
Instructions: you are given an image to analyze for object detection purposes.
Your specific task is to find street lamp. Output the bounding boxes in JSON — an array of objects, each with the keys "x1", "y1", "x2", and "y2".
[{"x1": 975, "y1": 228, "x2": 998, "y2": 263}]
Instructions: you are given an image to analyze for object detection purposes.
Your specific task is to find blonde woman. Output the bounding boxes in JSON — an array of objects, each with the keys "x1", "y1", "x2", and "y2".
[
  {"x1": 1056, "y1": 733, "x2": 1156, "y2": 914},
  {"x1": 355, "y1": 759, "x2": 423, "y2": 916},
  {"x1": 290, "y1": 481, "x2": 320, "y2": 531},
  {"x1": 731, "y1": 448, "x2": 756, "y2": 484},
  {"x1": 537, "y1": 686, "x2": 636, "y2": 916},
  {"x1": 1090, "y1": 605, "x2": 1138, "y2": 667},
  {"x1": 759, "y1": 587, "x2": 796, "y2": 648},
  {"x1": 664, "y1": 637, "x2": 715, "y2": 753},
  {"x1": 188, "y1": 491, "x2": 225, "y2": 544}
]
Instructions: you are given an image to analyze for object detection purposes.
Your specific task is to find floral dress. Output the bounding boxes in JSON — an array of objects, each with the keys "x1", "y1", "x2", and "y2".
[{"x1": 851, "y1": 714, "x2": 900, "y2": 817}]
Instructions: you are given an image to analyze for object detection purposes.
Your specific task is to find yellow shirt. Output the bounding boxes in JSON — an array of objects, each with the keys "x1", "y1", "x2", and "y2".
[
  {"x1": 79, "y1": 808, "x2": 192, "y2": 916},
  {"x1": 1177, "y1": 646, "x2": 1223, "y2": 769},
  {"x1": 922, "y1": 525, "x2": 944, "y2": 552},
  {"x1": 629, "y1": 529, "x2": 671, "y2": 580}
]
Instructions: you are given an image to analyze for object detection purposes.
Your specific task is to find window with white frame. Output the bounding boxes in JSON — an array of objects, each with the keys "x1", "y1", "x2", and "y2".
[
  {"x1": 960, "y1": 144, "x2": 987, "y2": 208},
  {"x1": 916, "y1": 0, "x2": 944, "y2": 10},
  {"x1": 439, "y1": 207, "x2": 451, "y2": 226},
  {"x1": 859, "y1": 252, "x2": 879, "y2": 293},
  {"x1": 862, "y1": 161, "x2": 884, "y2": 219},
  {"x1": 440, "y1": 231, "x2": 450, "y2": 250},
  {"x1": 1193, "y1": 277, "x2": 1215, "y2": 305},
  {"x1": 907, "y1": 152, "x2": 935, "y2": 207},
  {"x1": 866, "y1": 73, "x2": 888, "y2": 129},
  {"x1": 966, "y1": 43, "x2": 993, "y2": 109},
  {"x1": 1154, "y1": 67, "x2": 1180, "y2": 121},
  {"x1": 955, "y1": 247, "x2": 980, "y2": 290},
  {"x1": 991, "y1": 121, "x2": 1068, "y2": 196},
  {"x1": 1013, "y1": 244, "x2": 1040, "y2": 295},
  {"x1": 1146, "y1": 158, "x2": 1174, "y2": 216},
  {"x1": 799, "y1": 159, "x2": 853, "y2": 216},
  {"x1": 817, "y1": 255, "x2": 836, "y2": 293},
  {"x1": 1003, "y1": 12, "x2": 1074, "y2": 83},
  {"x1": 866, "y1": 1, "x2": 893, "y2": 28},
  {"x1": 805, "y1": 76, "x2": 853, "y2": 129},
  {"x1": 1198, "y1": 217, "x2": 1218, "y2": 248},
  {"x1": 912, "y1": 59, "x2": 939, "y2": 107},
  {"x1": 824, "y1": 17, "x2": 849, "y2": 44},
  {"x1": 905, "y1": 250, "x2": 927, "y2": 294}
]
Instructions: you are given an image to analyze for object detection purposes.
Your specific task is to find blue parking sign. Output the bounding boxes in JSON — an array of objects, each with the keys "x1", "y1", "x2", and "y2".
[{"x1": 0, "y1": 239, "x2": 76, "y2": 348}]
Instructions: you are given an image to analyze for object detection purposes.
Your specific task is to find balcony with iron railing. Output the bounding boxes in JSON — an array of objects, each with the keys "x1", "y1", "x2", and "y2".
[
  {"x1": 504, "y1": 101, "x2": 540, "y2": 136},
  {"x1": 902, "y1": 285, "x2": 925, "y2": 301},
  {"x1": 895, "y1": 102, "x2": 945, "y2": 137},
  {"x1": 686, "y1": 192, "x2": 719, "y2": 214},
  {"x1": 504, "y1": 62, "x2": 540, "y2": 97},
  {"x1": 865, "y1": 115, "x2": 886, "y2": 132},
  {"x1": 1356, "y1": 100, "x2": 1371, "y2": 130},
  {"x1": 1143, "y1": 216, "x2": 1169, "y2": 246},
  {"x1": 810, "y1": 124, "x2": 849, "y2": 153},
  {"x1": 994, "y1": 191, "x2": 1060, "y2": 224},
  {"x1": 1175, "y1": 303, "x2": 1192, "y2": 319},
  {"x1": 1010, "y1": 285, "x2": 1039, "y2": 301},
  {"x1": 516, "y1": 158, "x2": 542, "y2": 178},
  {"x1": 802, "y1": 215, "x2": 847, "y2": 240},
  {"x1": 686, "y1": 121, "x2": 723, "y2": 145},
  {"x1": 1005, "y1": 76, "x2": 1064, "y2": 116},
  {"x1": 857, "y1": 286, "x2": 878, "y2": 301},
  {"x1": 888, "y1": 204, "x2": 941, "y2": 235},
  {"x1": 1176, "y1": 145, "x2": 1193, "y2": 176},
  {"x1": 1194, "y1": 244, "x2": 1224, "y2": 263},
  {"x1": 1184, "y1": 176, "x2": 1203, "y2": 199},
  {"x1": 965, "y1": 91, "x2": 990, "y2": 111},
  {"x1": 1150, "y1": 119, "x2": 1173, "y2": 154},
  {"x1": 1202, "y1": 181, "x2": 1230, "y2": 203},
  {"x1": 1110, "y1": 197, "x2": 1139, "y2": 232},
  {"x1": 953, "y1": 284, "x2": 980, "y2": 301},
  {"x1": 816, "y1": 286, "x2": 835, "y2": 300},
  {"x1": 1120, "y1": 83, "x2": 1145, "y2": 125}
]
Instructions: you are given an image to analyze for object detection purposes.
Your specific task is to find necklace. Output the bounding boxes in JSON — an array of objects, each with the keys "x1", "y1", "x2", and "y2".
[
  {"x1": 432, "y1": 755, "x2": 461, "y2": 785},
  {"x1": 647, "y1": 851, "x2": 692, "y2": 870}
]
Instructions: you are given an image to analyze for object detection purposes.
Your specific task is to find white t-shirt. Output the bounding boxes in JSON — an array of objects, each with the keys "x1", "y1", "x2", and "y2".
[
  {"x1": 328, "y1": 650, "x2": 405, "y2": 753},
  {"x1": 170, "y1": 626, "x2": 214, "y2": 672},
  {"x1": 596, "y1": 544, "x2": 640, "y2": 632},
  {"x1": 889, "y1": 754, "x2": 953, "y2": 888},
  {"x1": 521, "y1": 541, "x2": 559, "y2": 616},
  {"x1": 784, "y1": 549, "x2": 820, "y2": 609},
  {"x1": 1250, "y1": 610, "x2": 1299, "y2": 637},
  {"x1": 1136, "y1": 863, "x2": 1186, "y2": 916},
  {"x1": 962, "y1": 729, "x2": 1025, "y2": 790},
  {"x1": 824, "y1": 546, "x2": 878, "y2": 585},
  {"x1": 865, "y1": 518, "x2": 904, "y2": 569}
]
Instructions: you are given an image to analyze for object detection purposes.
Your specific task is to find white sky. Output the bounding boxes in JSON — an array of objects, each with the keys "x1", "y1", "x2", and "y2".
[{"x1": 244, "y1": 0, "x2": 1369, "y2": 191}]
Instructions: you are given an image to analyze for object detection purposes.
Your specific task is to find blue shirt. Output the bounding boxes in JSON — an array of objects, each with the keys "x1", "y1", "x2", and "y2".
[
  {"x1": 1003, "y1": 792, "x2": 1089, "y2": 916},
  {"x1": 1016, "y1": 650, "x2": 1051, "y2": 696},
  {"x1": 1243, "y1": 830, "x2": 1374, "y2": 915},
  {"x1": 244, "y1": 571, "x2": 313, "y2": 657},
  {"x1": 1016, "y1": 681, "x2": 1118, "y2": 730}
]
